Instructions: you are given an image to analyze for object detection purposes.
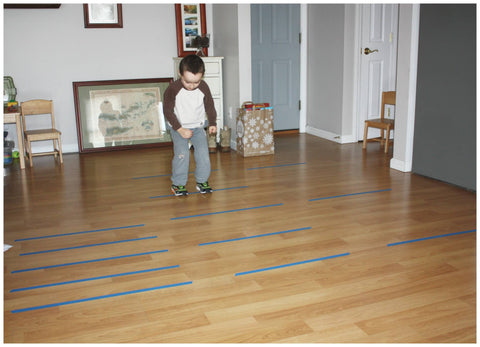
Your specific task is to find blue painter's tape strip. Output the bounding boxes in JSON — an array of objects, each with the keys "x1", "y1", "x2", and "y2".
[
  {"x1": 309, "y1": 188, "x2": 391, "y2": 201},
  {"x1": 149, "y1": 186, "x2": 249, "y2": 199},
  {"x1": 133, "y1": 173, "x2": 171, "y2": 179},
  {"x1": 171, "y1": 203, "x2": 283, "y2": 220},
  {"x1": 19, "y1": 236, "x2": 157, "y2": 256},
  {"x1": 14, "y1": 224, "x2": 146, "y2": 242},
  {"x1": 247, "y1": 162, "x2": 306, "y2": 170},
  {"x1": 387, "y1": 229, "x2": 476, "y2": 247},
  {"x1": 133, "y1": 169, "x2": 218, "y2": 180},
  {"x1": 11, "y1": 281, "x2": 193, "y2": 313},
  {"x1": 235, "y1": 252, "x2": 350, "y2": 276},
  {"x1": 12, "y1": 249, "x2": 168, "y2": 273},
  {"x1": 199, "y1": 227, "x2": 312, "y2": 246},
  {"x1": 11, "y1": 265, "x2": 180, "y2": 292}
]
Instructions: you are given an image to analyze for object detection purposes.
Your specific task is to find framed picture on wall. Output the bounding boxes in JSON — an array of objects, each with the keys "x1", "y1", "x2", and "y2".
[
  {"x1": 175, "y1": 3, "x2": 207, "y2": 57},
  {"x1": 84, "y1": 4, "x2": 123, "y2": 28},
  {"x1": 73, "y1": 78, "x2": 173, "y2": 153}
]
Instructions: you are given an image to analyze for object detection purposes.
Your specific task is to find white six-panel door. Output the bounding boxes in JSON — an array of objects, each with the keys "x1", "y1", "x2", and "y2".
[{"x1": 357, "y1": 4, "x2": 398, "y2": 141}]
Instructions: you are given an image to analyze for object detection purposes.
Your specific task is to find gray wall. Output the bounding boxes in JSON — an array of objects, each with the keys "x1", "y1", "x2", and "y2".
[{"x1": 413, "y1": 4, "x2": 476, "y2": 190}]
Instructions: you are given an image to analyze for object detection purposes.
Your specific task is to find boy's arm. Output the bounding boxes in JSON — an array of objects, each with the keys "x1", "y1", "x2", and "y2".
[
  {"x1": 163, "y1": 81, "x2": 182, "y2": 131},
  {"x1": 199, "y1": 81, "x2": 217, "y2": 129}
]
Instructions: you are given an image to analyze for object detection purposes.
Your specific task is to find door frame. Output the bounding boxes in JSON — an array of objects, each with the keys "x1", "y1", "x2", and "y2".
[
  {"x1": 390, "y1": 4, "x2": 420, "y2": 172},
  {"x1": 351, "y1": 4, "x2": 362, "y2": 143},
  {"x1": 300, "y1": 4, "x2": 307, "y2": 133}
]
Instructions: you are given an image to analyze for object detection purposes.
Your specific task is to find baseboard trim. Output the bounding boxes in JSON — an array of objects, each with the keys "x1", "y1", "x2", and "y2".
[
  {"x1": 306, "y1": 125, "x2": 355, "y2": 144},
  {"x1": 390, "y1": 158, "x2": 412, "y2": 172},
  {"x1": 274, "y1": 129, "x2": 300, "y2": 135}
]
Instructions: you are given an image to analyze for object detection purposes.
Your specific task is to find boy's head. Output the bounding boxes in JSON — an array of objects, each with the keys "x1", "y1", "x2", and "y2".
[
  {"x1": 179, "y1": 54, "x2": 205, "y2": 76},
  {"x1": 179, "y1": 55, "x2": 205, "y2": 91}
]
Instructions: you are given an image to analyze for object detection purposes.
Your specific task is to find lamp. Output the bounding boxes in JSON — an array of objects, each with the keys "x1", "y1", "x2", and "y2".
[{"x1": 4, "y1": 76, "x2": 17, "y2": 106}]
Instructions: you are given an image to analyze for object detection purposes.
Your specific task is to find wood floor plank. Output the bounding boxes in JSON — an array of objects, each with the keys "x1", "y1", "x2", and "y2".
[
  {"x1": 275, "y1": 324, "x2": 370, "y2": 343},
  {"x1": 355, "y1": 298, "x2": 472, "y2": 336}
]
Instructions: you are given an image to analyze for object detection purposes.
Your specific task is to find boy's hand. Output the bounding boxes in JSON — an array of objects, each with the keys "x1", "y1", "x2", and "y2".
[
  {"x1": 178, "y1": 127, "x2": 193, "y2": 139},
  {"x1": 208, "y1": 126, "x2": 217, "y2": 135}
]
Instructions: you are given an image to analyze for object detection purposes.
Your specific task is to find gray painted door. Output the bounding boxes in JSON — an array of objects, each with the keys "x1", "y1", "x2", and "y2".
[{"x1": 251, "y1": 4, "x2": 300, "y2": 131}]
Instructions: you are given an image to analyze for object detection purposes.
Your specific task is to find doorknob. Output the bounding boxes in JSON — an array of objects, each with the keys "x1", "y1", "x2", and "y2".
[{"x1": 364, "y1": 47, "x2": 379, "y2": 55}]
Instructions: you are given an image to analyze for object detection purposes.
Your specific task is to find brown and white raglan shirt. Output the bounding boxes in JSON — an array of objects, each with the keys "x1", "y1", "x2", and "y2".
[{"x1": 163, "y1": 79, "x2": 217, "y2": 131}]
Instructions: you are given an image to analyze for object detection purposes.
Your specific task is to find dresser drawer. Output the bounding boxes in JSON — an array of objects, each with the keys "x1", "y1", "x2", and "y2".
[
  {"x1": 204, "y1": 61, "x2": 221, "y2": 75},
  {"x1": 203, "y1": 76, "x2": 220, "y2": 96}
]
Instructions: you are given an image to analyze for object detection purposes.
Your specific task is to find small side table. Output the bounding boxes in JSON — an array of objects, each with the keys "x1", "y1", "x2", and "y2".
[{"x1": 4, "y1": 106, "x2": 25, "y2": 169}]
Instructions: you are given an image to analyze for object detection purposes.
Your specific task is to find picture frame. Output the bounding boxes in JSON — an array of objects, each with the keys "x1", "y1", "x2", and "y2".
[
  {"x1": 175, "y1": 3, "x2": 207, "y2": 57},
  {"x1": 4, "y1": 4, "x2": 61, "y2": 9},
  {"x1": 73, "y1": 78, "x2": 173, "y2": 153},
  {"x1": 83, "y1": 4, "x2": 123, "y2": 28}
]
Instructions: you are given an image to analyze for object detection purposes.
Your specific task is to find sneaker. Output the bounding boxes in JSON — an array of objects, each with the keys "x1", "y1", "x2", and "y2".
[
  {"x1": 171, "y1": 184, "x2": 188, "y2": 196},
  {"x1": 196, "y1": 181, "x2": 213, "y2": 194}
]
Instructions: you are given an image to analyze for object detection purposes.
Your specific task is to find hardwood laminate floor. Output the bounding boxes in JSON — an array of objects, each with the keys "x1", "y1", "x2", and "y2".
[{"x1": 3, "y1": 134, "x2": 476, "y2": 343}]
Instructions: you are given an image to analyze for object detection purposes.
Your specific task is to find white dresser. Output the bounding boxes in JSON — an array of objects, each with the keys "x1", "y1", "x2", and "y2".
[{"x1": 173, "y1": 56, "x2": 224, "y2": 140}]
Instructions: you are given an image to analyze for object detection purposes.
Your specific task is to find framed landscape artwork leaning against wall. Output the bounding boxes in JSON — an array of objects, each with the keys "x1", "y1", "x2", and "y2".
[
  {"x1": 175, "y1": 3, "x2": 207, "y2": 57},
  {"x1": 73, "y1": 78, "x2": 173, "y2": 153}
]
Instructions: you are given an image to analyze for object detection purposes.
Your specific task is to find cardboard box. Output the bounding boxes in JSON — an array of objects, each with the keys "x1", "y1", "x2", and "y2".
[{"x1": 236, "y1": 106, "x2": 274, "y2": 157}]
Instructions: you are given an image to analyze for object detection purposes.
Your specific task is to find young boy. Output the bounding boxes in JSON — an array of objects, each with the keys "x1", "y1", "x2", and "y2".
[{"x1": 163, "y1": 55, "x2": 217, "y2": 196}]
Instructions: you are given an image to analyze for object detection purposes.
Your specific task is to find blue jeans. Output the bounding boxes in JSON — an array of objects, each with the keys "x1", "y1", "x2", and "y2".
[{"x1": 169, "y1": 126, "x2": 211, "y2": 186}]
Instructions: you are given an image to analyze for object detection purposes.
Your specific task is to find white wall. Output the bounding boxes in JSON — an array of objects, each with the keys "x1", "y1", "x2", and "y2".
[
  {"x1": 306, "y1": 4, "x2": 344, "y2": 135},
  {"x1": 4, "y1": 4, "x2": 415, "y2": 164},
  {"x1": 4, "y1": 4, "x2": 177, "y2": 153},
  {"x1": 211, "y1": 4, "x2": 240, "y2": 140},
  {"x1": 210, "y1": 4, "x2": 251, "y2": 150},
  {"x1": 304, "y1": 4, "x2": 356, "y2": 144}
]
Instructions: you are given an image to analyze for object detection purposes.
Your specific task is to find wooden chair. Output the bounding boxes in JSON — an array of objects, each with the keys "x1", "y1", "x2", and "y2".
[
  {"x1": 21, "y1": 99, "x2": 63, "y2": 167},
  {"x1": 363, "y1": 91, "x2": 396, "y2": 153}
]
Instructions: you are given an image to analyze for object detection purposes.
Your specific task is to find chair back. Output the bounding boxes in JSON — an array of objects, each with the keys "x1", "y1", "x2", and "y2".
[
  {"x1": 380, "y1": 91, "x2": 396, "y2": 120},
  {"x1": 21, "y1": 99, "x2": 56, "y2": 131}
]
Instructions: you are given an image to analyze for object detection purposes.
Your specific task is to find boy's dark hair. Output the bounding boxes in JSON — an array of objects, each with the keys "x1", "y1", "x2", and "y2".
[{"x1": 179, "y1": 54, "x2": 205, "y2": 76}]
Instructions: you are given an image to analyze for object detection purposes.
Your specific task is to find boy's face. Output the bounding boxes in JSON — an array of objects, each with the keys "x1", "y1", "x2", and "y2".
[{"x1": 180, "y1": 70, "x2": 203, "y2": 91}]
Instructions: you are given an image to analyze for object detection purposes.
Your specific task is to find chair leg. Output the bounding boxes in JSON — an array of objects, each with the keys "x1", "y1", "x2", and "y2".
[
  {"x1": 57, "y1": 137, "x2": 63, "y2": 164},
  {"x1": 27, "y1": 140, "x2": 33, "y2": 167},
  {"x1": 53, "y1": 139, "x2": 58, "y2": 158},
  {"x1": 23, "y1": 138, "x2": 29, "y2": 165},
  {"x1": 385, "y1": 126, "x2": 391, "y2": 153},
  {"x1": 362, "y1": 123, "x2": 369, "y2": 149}
]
